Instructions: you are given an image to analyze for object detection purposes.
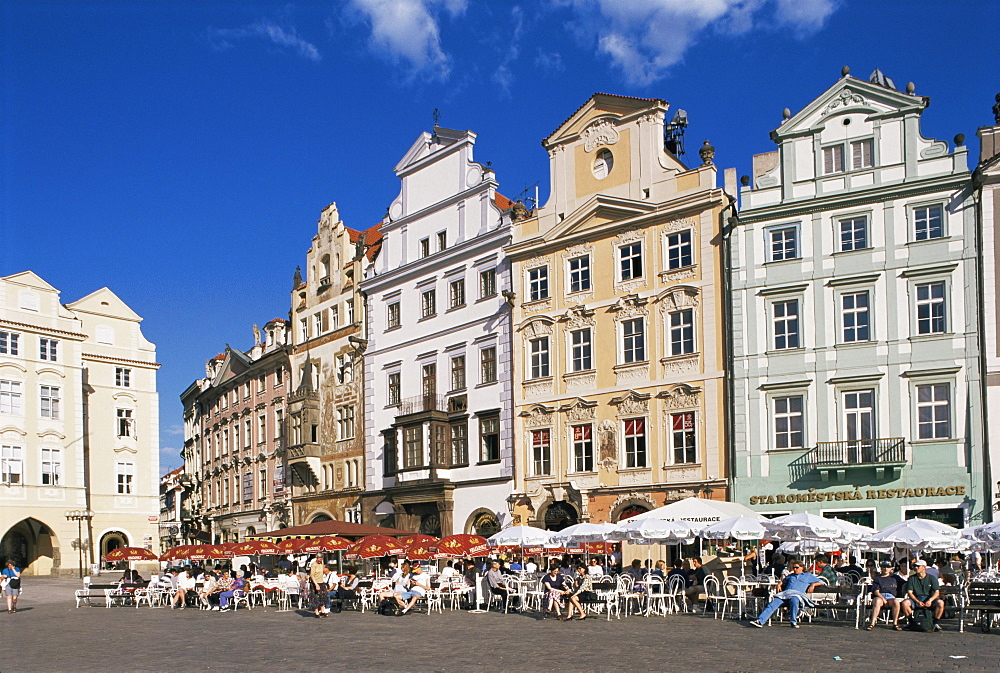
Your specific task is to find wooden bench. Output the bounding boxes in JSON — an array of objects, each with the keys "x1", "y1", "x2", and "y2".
[
  {"x1": 75, "y1": 581, "x2": 150, "y2": 608},
  {"x1": 961, "y1": 583, "x2": 1000, "y2": 633}
]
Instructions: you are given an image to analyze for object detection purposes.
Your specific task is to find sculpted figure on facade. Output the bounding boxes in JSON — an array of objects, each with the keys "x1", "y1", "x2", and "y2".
[{"x1": 582, "y1": 119, "x2": 620, "y2": 152}]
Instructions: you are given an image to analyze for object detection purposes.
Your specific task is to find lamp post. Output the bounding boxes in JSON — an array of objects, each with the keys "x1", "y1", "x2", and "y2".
[{"x1": 65, "y1": 510, "x2": 94, "y2": 579}]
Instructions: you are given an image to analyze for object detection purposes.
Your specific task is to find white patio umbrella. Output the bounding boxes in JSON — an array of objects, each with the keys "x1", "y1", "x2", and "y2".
[
  {"x1": 825, "y1": 517, "x2": 876, "y2": 541},
  {"x1": 699, "y1": 516, "x2": 768, "y2": 541},
  {"x1": 487, "y1": 525, "x2": 553, "y2": 548},
  {"x1": 971, "y1": 520, "x2": 1000, "y2": 542},
  {"x1": 776, "y1": 539, "x2": 842, "y2": 554},
  {"x1": 610, "y1": 517, "x2": 697, "y2": 542},
  {"x1": 550, "y1": 522, "x2": 618, "y2": 544},
  {"x1": 764, "y1": 512, "x2": 843, "y2": 541},
  {"x1": 861, "y1": 518, "x2": 962, "y2": 551}
]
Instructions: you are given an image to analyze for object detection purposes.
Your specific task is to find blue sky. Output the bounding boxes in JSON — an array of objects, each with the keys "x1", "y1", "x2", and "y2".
[{"x1": 3, "y1": 1, "x2": 998, "y2": 473}]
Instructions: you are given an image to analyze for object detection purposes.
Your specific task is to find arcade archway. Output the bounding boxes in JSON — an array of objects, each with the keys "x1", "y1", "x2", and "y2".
[{"x1": 1, "y1": 518, "x2": 60, "y2": 576}]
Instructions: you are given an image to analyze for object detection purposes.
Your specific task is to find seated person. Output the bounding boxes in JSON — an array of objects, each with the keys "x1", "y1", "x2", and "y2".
[
  {"x1": 625, "y1": 559, "x2": 645, "y2": 582},
  {"x1": 438, "y1": 561, "x2": 460, "y2": 581},
  {"x1": 338, "y1": 567, "x2": 361, "y2": 605},
  {"x1": 865, "y1": 561, "x2": 904, "y2": 630},
  {"x1": 170, "y1": 568, "x2": 196, "y2": 608},
  {"x1": 765, "y1": 551, "x2": 787, "y2": 578},
  {"x1": 901, "y1": 560, "x2": 945, "y2": 631},
  {"x1": 814, "y1": 555, "x2": 839, "y2": 585},
  {"x1": 648, "y1": 560, "x2": 666, "y2": 580},
  {"x1": 395, "y1": 564, "x2": 429, "y2": 614},
  {"x1": 509, "y1": 559, "x2": 523, "y2": 572},
  {"x1": 541, "y1": 566, "x2": 567, "y2": 619},
  {"x1": 749, "y1": 561, "x2": 822, "y2": 628},
  {"x1": 485, "y1": 560, "x2": 513, "y2": 609},
  {"x1": 198, "y1": 571, "x2": 219, "y2": 607},
  {"x1": 324, "y1": 563, "x2": 341, "y2": 613},
  {"x1": 587, "y1": 558, "x2": 605, "y2": 576},
  {"x1": 685, "y1": 557, "x2": 707, "y2": 605},
  {"x1": 666, "y1": 560, "x2": 689, "y2": 586},
  {"x1": 524, "y1": 557, "x2": 538, "y2": 574},
  {"x1": 564, "y1": 565, "x2": 595, "y2": 621},
  {"x1": 215, "y1": 571, "x2": 237, "y2": 611},
  {"x1": 839, "y1": 556, "x2": 865, "y2": 580}
]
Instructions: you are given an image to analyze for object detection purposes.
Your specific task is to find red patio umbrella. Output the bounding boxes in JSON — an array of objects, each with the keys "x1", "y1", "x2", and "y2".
[
  {"x1": 274, "y1": 538, "x2": 308, "y2": 553},
  {"x1": 434, "y1": 534, "x2": 490, "y2": 558},
  {"x1": 403, "y1": 542, "x2": 436, "y2": 561},
  {"x1": 228, "y1": 540, "x2": 282, "y2": 556},
  {"x1": 345, "y1": 535, "x2": 405, "y2": 559},
  {"x1": 300, "y1": 536, "x2": 352, "y2": 553},
  {"x1": 103, "y1": 546, "x2": 158, "y2": 562},
  {"x1": 160, "y1": 544, "x2": 230, "y2": 562},
  {"x1": 398, "y1": 534, "x2": 439, "y2": 548}
]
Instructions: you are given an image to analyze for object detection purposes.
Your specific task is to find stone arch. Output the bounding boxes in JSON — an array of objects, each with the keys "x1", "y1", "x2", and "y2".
[
  {"x1": 1, "y1": 518, "x2": 60, "y2": 576},
  {"x1": 609, "y1": 492, "x2": 658, "y2": 522},
  {"x1": 99, "y1": 530, "x2": 129, "y2": 569},
  {"x1": 539, "y1": 500, "x2": 579, "y2": 532},
  {"x1": 465, "y1": 508, "x2": 501, "y2": 537},
  {"x1": 308, "y1": 512, "x2": 333, "y2": 524}
]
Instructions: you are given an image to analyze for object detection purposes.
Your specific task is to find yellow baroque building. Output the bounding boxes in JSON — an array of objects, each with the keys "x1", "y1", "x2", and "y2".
[{"x1": 506, "y1": 94, "x2": 733, "y2": 528}]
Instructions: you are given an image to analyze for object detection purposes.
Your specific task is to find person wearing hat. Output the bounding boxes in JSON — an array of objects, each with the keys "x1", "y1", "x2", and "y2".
[
  {"x1": 865, "y1": 561, "x2": 905, "y2": 630},
  {"x1": 901, "y1": 559, "x2": 944, "y2": 631},
  {"x1": 395, "y1": 564, "x2": 429, "y2": 614}
]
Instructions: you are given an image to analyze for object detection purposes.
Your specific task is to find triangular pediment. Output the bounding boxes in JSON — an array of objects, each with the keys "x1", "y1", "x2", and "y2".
[
  {"x1": 211, "y1": 348, "x2": 251, "y2": 387},
  {"x1": 394, "y1": 127, "x2": 470, "y2": 174},
  {"x1": 67, "y1": 287, "x2": 142, "y2": 321},
  {"x1": 775, "y1": 75, "x2": 928, "y2": 139},
  {"x1": 542, "y1": 194, "x2": 655, "y2": 243},
  {"x1": 1, "y1": 270, "x2": 58, "y2": 292},
  {"x1": 544, "y1": 93, "x2": 668, "y2": 148}
]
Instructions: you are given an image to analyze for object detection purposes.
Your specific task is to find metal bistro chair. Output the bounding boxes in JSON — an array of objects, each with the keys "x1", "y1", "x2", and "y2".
[
  {"x1": 616, "y1": 574, "x2": 644, "y2": 617},
  {"x1": 667, "y1": 574, "x2": 688, "y2": 614},
  {"x1": 231, "y1": 589, "x2": 253, "y2": 611},
  {"x1": 644, "y1": 576, "x2": 670, "y2": 617}
]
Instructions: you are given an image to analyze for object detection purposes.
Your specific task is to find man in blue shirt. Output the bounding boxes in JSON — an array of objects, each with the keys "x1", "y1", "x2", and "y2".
[{"x1": 749, "y1": 560, "x2": 822, "y2": 628}]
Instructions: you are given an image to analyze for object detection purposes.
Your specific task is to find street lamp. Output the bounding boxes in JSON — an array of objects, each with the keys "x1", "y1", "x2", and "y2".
[{"x1": 65, "y1": 510, "x2": 94, "y2": 579}]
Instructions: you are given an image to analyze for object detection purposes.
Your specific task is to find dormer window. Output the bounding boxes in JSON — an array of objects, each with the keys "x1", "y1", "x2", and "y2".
[
  {"x1": 823, "y1": 138, "x2": 874, "y2": 175},
  {"x1": 822, "y1": 145, "x2": 845, "y2": 174},
  {"x1": 851, "y1": 139, "x2": 874, "y2": 169}
]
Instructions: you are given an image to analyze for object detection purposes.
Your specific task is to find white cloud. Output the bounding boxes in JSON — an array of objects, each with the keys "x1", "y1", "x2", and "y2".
[
  {"x1": 566, "y1": 0, "x2": 839, "y2": 85},
  {"x1": 160, "y1": 446, "x2": 183, "y2": 474},
  {"x1": 491, "y1": 5, "x2": 524, "y2": 96},
  {"x1": 209, "y1": 19, "x2": 321, "y2": 62},
  {"x1": 349, "y1": 0, "x2": 467, "y2": 80},
  {"x1": 535, "y1": 48, "x2": 564, "y2": 73}
]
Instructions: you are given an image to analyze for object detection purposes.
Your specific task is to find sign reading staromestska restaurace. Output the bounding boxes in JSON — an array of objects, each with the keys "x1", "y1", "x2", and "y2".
[{"x1": 749, "y1": 485, "x2": 966, "y2": 506}]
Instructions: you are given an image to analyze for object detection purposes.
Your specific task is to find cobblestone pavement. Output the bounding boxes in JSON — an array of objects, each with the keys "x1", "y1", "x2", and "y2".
[{"x1": 4, "y1": 578, "x2": 1000, "y2": 672}]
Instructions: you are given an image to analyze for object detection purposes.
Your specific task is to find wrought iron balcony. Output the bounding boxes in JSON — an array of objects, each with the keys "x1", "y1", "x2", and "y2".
[
  {"x1": 790, "y1": 437, "x2": 906, "y2": 481},
  {"x1": 397, "y1": 394, "x2": 448, "y2": 416}
]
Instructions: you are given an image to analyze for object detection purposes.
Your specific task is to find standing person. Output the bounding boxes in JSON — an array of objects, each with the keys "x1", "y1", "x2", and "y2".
[
  {"x1": 2, "y1": 561, "x2": 21, "y2": 613},
  {"x1": 749, "y1": 561, "x2": 822, "y2": 628},
  {"x1": 308, "y1": 557, "x2": 329, "y2": 618}
]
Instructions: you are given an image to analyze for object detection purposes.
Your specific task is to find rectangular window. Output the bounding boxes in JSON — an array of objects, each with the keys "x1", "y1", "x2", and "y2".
[
  {"x1": 0, "y1": 381, "x2": 23, "y2": 416},
  {"x1": 572, "y1": 424, "x2": 593, "y2": 473},
  {"x1": 568, "y1": 256, "x2": 591, "y2": 293},
  {"x1": 843, "y1": 390, "x2": 876, "y2": 462},
  {"x1": 222, "y1": 478, "x2": 228, "y2": 505},
  {"x1": 450, "y1": 355, "x2": 466, "y2": 391},
  {"x1": 39, "y1": 385, "x2": 60, "y2": 420},
  {"x1": 437, "y1": 231, "x2": 447, "y2": 251},
  {"x1": 244, "y1": 418, "x2": 251, "y2": 448},
  {"x1": 421, "y1": 289, "x2": 436, "y2": 318},
  {"x1": 314, "y1": 312, "x2": 324, "y2": 336},
  {"x1": 404, "y1": 426, "x2": 422, "y2": 468},
  {"x1": 850, "y1": 139, "x2": 874, "y2": 169},
  {"x1": 243, "y1": 471, "x2": 253, "y2": 502},
  {"x1": 622, "y1": 318, "x2": 645, "y2": 363},
  {"x1": 387, "y1": 372, "x2": 401, "y2": 406},
  {"x1": 480, "y1": 416, "x2": 500, "y2": 462},
  {"x1": 275, "y1": 367, "x2": 283, "y2": 385},
  {"x1": 331, "y1": 305, "x2": 340, "y2": 331},
  {"x1": 669, "y1": 309, "x2": 695, "y2": 356},
  {"x1": 768, "y1": 226, "x2": 799, "y2": 261},
  {"x1": 338, "y1": 405, "x2": 355, "y2": 440},
  {"x1": 117, "y1": 408, "x2": 134, "y2": 437},
  {"x1": 823, "y1": 144, "x2": 845, "y2": 174},
  {"x1": 0, "y1": 331, "x2": 20, "y2": 356},
  {"x1": 480, "y1": 347, "x2": 497, "y2": 384},
  {"x1": 570, "y1": 328, "x2": 592, "y2": 372},
  {"x1": 258, "y1": 414, "x2": 266, "y2": 444},
  {"x1": 774, "y1": 396, "x2": 804, "y2": 449},
  {"x1": 531, "y1": 428, "x2": 551, "y2": 476},
  {"x1": 346, "y1": 300, "x2": 355, "y2": 325},
  {"x1": 913, "y1": 204, "x2": 944, "y2": 241},
  {"x1": 39, "y1": 338, "x2": 58, "y2": 362},
  {"x1": 772, "y1": 299, "x2": 800, "y2": 350},
  {"x1": 450, "y1": 422, "x2": 468, "y2": 465},
  {"x1": 671, "y1": 412, "x2": 697, "y2": 464},
  {"x1": 449, "y1": 279, "x2": 465, "y2": 308},
  {"x1": 383, "y1": 430, "x2": 397, "y2": 476},
  {"x1": 917, "y1": 383, "x2": 951, "y2": 439},
  {"x1": 116, "y1": 460, "x2": 134, "y2": 494},
  {"x1": 421, "y1": 363, "x2": 437, "y2": 398},
  {"x1": 299, "y1": 318, "x2": 309, "y2": 343},
  {"x1": 667, "y1": 230, "x2": 693, "y2": 270},
  {"x1": 479, "y1": 269, "x2": 497, "y2": 298},
  {"x1": 419, "y1": 238, "x2": 430, "y2": 258},
  {"x1": 839, "y1": 216, "x2": 868, "y2": 252},
  {"x1": 259, "y1": 468, "x2": 268, "y2": 498},
  {"x1": 841, "y1": 291, "x2": 871, "y2": 342},
  {"x1": 275, "y1": 409, "x2": 284, "y2": 440},
  {"x1": 619, "y1": 242, "x2": 643, "y2": 280},
  {"x1": 1, "y1": 445, "x2": 23, "y2": 485},
  {"x1": 915, "y1": 282, "x2": 946, "y2": 334},
  {"x1": 529, "y1": 337, "x2": 550, "y2": 379},
  {"x1": 623, "y1": 418, "x2": 647, "y2": 468},
  {"x1": 41, "y1": 447, "x2": 61, "y2": 485},
  {"x1": 528, "y1": 266, "x2": 549, "y2": 301},
  {"x1": 387, "y1": 302, "x2": 401, "y2": 329}
]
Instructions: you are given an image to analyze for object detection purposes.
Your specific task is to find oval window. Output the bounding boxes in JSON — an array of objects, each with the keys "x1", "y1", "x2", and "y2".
[{"x1": 592, "y1": 149, "x2": 613, "y2": 179}]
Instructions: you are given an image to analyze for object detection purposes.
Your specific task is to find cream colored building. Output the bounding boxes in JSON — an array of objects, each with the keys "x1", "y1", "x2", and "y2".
[
  {"x1": 1, "y1": 271, "x2": 160, "y2": 576},
  {"x1": 506, "y1": 95, "x2": 733, "y2": 529}
]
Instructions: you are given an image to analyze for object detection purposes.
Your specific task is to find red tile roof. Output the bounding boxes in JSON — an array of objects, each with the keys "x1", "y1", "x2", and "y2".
[
  {"x1": 494, "y1": 192, "x2": 515, "y2": 211},
  {"x1": 210, "y1": 353, "x2": 226, "y2": 361},
  {"x1": 265, "y1": 317, "x2": 287, "y2": 325}
]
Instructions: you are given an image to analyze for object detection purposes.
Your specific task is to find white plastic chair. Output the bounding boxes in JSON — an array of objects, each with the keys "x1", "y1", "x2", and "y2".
[
  {"x1": 231, "y1": 589, "x2": 252, "y2": 611},
  {"x1": 644, "y1": 577, "x2": 669, "y2": 617}
]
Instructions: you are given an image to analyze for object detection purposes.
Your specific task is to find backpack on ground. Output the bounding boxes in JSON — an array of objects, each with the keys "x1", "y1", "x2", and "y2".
[
  {"x1": 910, "y1": 607, "x2": 935, "y2": 632},
  {"x1": 378, "y1": 598, "x2": 401, "y2": 616}
]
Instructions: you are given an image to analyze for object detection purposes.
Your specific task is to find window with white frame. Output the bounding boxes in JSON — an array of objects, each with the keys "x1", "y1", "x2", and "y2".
[
  {"x1": 529, "y1": 337, "x2": 550, "y2": 379},
  {"x1": 39, "y1": 338, "x2": 58, "y2": 362},
  {"x1": 913, "y1": 204, "x2": 945, "y2": 241},
  {"x1": 669, "y1": 309, "x2": 695, "y2": 356},
  {"x1": 314, "y1": 312, "x2": 324, "y2": 336},
  {"x1": 450, "y1": 355, "x2": 466, "y2": 391},
  {"x1": 528, "y1": 266, "x2": 549, "y2": 301},
  {"x1": 117, "y1": 408, "x2": 134, "y2": 437},
  {"x1": 258, "y1": 414, "x2": 266, "y2": 444},
  {"x1": 275, "y1": 409, "x2": 284, "y2": 440},
  {"x1": 480, "y1": 269, "x2": 497, "y2": 298},
  {"x1": 388, "y1": 372, "x2": 401, "y2": 406},
  {"x1": 41, "y1": 447, "x2": 61, "y2": 485},
  {"x1": 772, "y1": 299, "x2": 800, "y2": 349},
  {"x1": 299, "y1": 318, "x2": 309, "y2": 343},
  {"x1": 667, "y1": 230, "x2": 693, "y2": 269},
  {"x1": 480, "y1": 347, "x2": 497, "y2": 384},
  {"x1": 570, "y1": 328, "x2": 592, "y2": 372},
  {"x1": 244, "y1": 418, "x2": 251, "y2": 448},
  {"x1": 823, "y1": 144, "x2": 845, "y2": 174},
  {"x1": 671, "y1": 412, "x2": 697, "y2": 464},
  {"x1": 572, "y1": 424, "x2": 593, "y2": 472},
  {"x1": 115, "y1": 367, "x2": 131, "y2": 387},
  {"x1": 915, "y1": 281, "x2": 947, "y2": 334},
  {"x1": 843, "y1": 389, "x2": 875, "y2": 444},
  {"x1": 449, "y1": 278, "x2": 466, "y2": 308},
  {"x1": 346, "y1": 299, "x2": 354, "y2": 325},
  {"x1": 259, "y1": 468, "x2": 268, "y2": 497},
  {"x1": 916, "y1": 383, "x2": 951, "y2": 439},
  {"x1": 619, "y1": 242, "x2": 643, "y2": 280},
  {"x1": 421, "y1": 289, "x2": 437, "y2": 318},
  {"x1": 480, "y1": 415, "x2": 500, "y2": 462},
  {"x1": 0, "y1": 331, "x2": 19, "y2": 356},
  {"x1": 331, "y1": 305, "x2": 341, "y2": 331},
  {"x1": 275, "y1": 366, "x2": 283, "y2": 386},
  {"x1": 1, "y1": 445, "x2": 23, "y2": 485},
  {"x1": 531, "y1": 428, "x2": 551, "y2": 476},
  {"x1": 419, "y1": 238, "x2": 430, "y2": 258},
  {"x1": 450, "y1": 422, "x2": 468, "y2": 465},
  {"x1": 387, "y1": 302, "x2": 401, "y2": 329},
  {"x1": 437, "y1": 231, "x2": 447, "y2": 251},
  {"x1": 622, "y1": 318, "x2": 645, "y2": 363},
  {"x1": 839, "y1": 216, "x2": 869, "y2": 252},
  {"x1": 568, "y1": 255, "x2": 591, "y2": 293},
  {"x1": 773, "y1": 396, "x2": 804, "y2": 449},
  {"x1": 851, "y1": 139, "x2": 874, "y2": 169},
  {"x1": 404, "y1": 426, "x2": 422, "y2": 468},
  {"x1": 39, "y1": 385, "x2": 60, "y2": 419},
  {"x1": 116, "y1": 460, "x2": 134, "y2": 494},
  {"x1": 0, "y1": 381, "x2": 23, "y2": 415},
  {"x1": 768, "y1": 226, "x2": 799, "y2": 262},
  {"x1": 345, "y1": 505, "x2": 361, "y2": 523},
  {"x1": 842, "y1": 291, "x2": 871, "y2": 342},
  {"x1": 338, "y1": 405, "x2": 355, "y2": 440},
  {"x1": 623, "y1": 418, "x2": 647, "y2": 468}
]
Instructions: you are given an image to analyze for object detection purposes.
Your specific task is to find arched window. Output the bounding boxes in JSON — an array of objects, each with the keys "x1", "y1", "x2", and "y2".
[{"x1": 320, "y1": 255, "x2": 331, "y2": 284}]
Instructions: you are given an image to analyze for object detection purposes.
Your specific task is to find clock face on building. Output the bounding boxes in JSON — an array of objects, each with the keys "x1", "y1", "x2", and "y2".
[{"x1": 592, "y1": 149, "x2": 614, "y2": 179}]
